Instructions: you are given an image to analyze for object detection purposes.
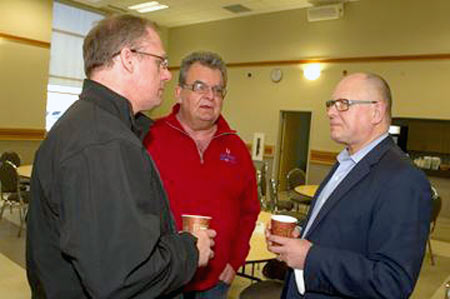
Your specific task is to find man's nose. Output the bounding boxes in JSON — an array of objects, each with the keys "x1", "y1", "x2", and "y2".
[
  {"x1": 161, "y1": 68, "x2": 172, "y2": 81},
  {"x1": 204, "y1": 87, "x2": 215, "y2": 100},
  {"x1": 326, "y1": 104, "x2": 337, "y2": 118}
]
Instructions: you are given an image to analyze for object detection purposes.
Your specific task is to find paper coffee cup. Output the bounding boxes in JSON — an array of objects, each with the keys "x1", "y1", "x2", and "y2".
[
  {"x1": 271, "y1": 215, "x2": 297, "y2": 238},
  {"x1": 182, "y1": 214, "x2": 211, "y2": 233}
]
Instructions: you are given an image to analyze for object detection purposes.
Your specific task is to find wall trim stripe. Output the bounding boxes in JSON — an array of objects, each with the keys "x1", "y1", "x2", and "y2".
[
  {"x1": 0, "y1": 128, "x2": 46, "y2": 141},
  {"x1": 49, "y1": 74, "x2": 84, "y2": 82},
  {"x1": 0, "y1": 32, "x2": 50, "y2": 49},
  {"x1": 168, "y1": 53, "x2": 450, "y2": 71},
  {"x1": 310, "y1": 150, "x2": 338, "y2": 166},
  {"x1": 53, "y1": 28, "x2": 85, "y2": 39}
]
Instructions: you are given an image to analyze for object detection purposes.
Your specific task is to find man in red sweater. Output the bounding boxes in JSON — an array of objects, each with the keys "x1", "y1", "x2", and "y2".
[{"x1": 144, "y1": 51, "x2": 260, "y2": 298}]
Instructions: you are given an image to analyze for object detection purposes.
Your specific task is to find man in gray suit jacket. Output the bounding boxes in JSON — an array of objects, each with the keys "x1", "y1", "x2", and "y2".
[{"x1": 267, "y1": 72, "x2": 431, "y2": 298}]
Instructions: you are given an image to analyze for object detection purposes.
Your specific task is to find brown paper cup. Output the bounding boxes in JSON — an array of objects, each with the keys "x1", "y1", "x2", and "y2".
[
  {"x1": 271, "y1": 215, "x2": 297, "y2": 238},
  {"x1": 182, "y1": 214, "x2": 212, "y2": 233}
]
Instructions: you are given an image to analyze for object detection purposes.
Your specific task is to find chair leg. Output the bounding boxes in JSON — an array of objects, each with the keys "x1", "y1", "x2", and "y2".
[
  {"x1": 427, "y1": 238, "x2": 435, "y2": 266},
  {"x1": 18, "y1": 205, "x2": 25, "y2": 238},
  {"x1": 0, "y1": 201, "x2": 6, "y2": 220}
]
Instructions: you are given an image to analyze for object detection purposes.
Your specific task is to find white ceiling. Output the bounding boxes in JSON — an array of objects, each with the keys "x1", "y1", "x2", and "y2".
[{"x1": 71, "y1": 0, "x2": 358, "y2": 28}]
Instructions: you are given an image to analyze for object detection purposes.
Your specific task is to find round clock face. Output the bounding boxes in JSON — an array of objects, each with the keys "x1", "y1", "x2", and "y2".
[{"x1": 271, "y1": 68, "x2": 283, "y2": 83}]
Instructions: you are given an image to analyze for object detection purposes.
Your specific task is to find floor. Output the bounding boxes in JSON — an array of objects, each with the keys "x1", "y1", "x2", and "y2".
[{"x1": 1, "y1": 210, "x2": 449, "y2": 299}]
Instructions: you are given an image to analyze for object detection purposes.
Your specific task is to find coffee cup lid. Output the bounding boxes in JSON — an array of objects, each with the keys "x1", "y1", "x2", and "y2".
[
  {"x1": 181, "y1": 214, "x2": 212, "y2": 219},
  {"x1": 271, "y1": 215, "x2": 297, "y2": 223}
]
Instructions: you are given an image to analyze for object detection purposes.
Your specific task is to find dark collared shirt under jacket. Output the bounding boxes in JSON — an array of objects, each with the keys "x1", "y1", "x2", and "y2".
[{"x1": 26, "y1": 79, "x2": 198, "y2": 299}]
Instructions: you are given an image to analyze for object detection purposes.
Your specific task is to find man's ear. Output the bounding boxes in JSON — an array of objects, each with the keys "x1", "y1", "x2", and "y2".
[
  {"x1": 175, "y1": 85, "x2": 183, "y2": 104},
  {"x1": 371, "y1": 101, "x2": 385, "y2": 125},
  {"x1": 118, "y1": 48, "x2": 134, "y2": 73}
]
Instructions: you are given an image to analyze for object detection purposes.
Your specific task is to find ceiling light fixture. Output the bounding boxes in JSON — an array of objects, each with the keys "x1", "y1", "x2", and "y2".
[{"x1": 128, "y1": 1, "x2": 168, "y2": 13}]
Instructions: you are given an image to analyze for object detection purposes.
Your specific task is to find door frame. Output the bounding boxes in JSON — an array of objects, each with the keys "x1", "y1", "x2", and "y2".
[{"x1": 274, "y1": 109, "x2": 313, "y2": 188}]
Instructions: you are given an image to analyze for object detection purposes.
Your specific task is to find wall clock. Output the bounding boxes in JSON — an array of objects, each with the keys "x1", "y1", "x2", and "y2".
[{"x1": 270, "y1": 68, "x2": 283, "y2": 83}]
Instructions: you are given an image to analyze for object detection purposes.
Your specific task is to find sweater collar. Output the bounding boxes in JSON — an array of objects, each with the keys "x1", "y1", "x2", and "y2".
[
  {"x1": 165, "y1": 103, "x2": 236, "y2": 136},
  {"x1": 80, "y1": 79, "x2": 152, "y2": 141}
]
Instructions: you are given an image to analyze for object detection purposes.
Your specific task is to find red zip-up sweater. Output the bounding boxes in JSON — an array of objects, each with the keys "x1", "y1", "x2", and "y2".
[{"x1": 144, "y1": 104, "x2": 260, "y2": 291}]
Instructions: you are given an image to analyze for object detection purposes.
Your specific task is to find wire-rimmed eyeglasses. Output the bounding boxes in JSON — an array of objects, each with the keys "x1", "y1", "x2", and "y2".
[
  {"x1": 326, "y1": 98, "x2": 378, "y2": 112},
  {"x1": 112, "y1": 49, "x2": 169, "y2": 70},
  {"x1": 181, "y1": 81, "x2": 227, "y2": 98}
]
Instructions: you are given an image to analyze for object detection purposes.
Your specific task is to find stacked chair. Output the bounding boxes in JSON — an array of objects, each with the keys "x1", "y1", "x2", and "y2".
[{"x1": 255, "y1": 161, "x2": 269, "y2": 211}]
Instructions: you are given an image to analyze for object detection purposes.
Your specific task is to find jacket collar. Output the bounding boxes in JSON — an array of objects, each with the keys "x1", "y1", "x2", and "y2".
[
  {"x1": 80, "y1": 79, "x2": 152, "y2": 141},
  {"x1": 164, "y1": 103, "x2": 236, "y2": 136},
  {"x1": 304, "y1": 136, "x2": 395, "y2": 237}
]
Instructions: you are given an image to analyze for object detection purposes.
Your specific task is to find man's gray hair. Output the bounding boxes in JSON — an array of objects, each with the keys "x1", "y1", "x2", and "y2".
[{"x1": 178, "y1": 51, "x2": 227, "y2": 87}]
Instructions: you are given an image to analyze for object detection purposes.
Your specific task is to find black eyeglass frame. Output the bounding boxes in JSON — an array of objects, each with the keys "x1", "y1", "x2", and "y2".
[
  {"x1": 326, "y1": 99, "x2": 378, "y2": 112},
  {"x1": 181, "y1": 80, "x2": 227, "y2": 98}
]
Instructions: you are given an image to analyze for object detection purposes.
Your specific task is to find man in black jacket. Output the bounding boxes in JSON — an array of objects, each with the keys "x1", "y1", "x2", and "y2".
[{"x1": 26, "y1": 14, "x2": 216, "y2": 299}]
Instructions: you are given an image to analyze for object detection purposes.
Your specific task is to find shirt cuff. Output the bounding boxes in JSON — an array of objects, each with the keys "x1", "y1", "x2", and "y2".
[{"x1": 294, "y1": 268, "x2": 306, "y2": 295}]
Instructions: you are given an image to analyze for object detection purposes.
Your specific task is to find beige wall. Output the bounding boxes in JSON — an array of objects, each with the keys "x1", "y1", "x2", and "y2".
[
  {"x1": 0, "y1": 0, "x2": 52, "y2": 129},
  {"x1": 150, "y1": 0, "x2": 450, "y2": 155},
  {"x1": 0, "y1": 0, "x2": 52, "y2": 161}
]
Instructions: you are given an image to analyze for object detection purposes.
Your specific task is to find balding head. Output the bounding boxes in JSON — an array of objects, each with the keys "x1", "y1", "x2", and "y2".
[
  {"x1": 364, "y1": 73, "x2": 392, "y2": 121},
  {"x1": 327, "y1": 72, "x2": 392, "y2": 154}
]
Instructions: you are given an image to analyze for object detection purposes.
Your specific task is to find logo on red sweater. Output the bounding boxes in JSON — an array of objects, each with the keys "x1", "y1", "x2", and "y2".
[{"x1": 220, "y1": 148, "x2": 237, "y2": 164}]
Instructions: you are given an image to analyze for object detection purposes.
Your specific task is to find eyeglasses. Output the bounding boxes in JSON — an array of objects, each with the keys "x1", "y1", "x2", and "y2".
[
  {"x1": 326, "y1": 98, "x2": 378, "y2": 112},
  {"x1": 181, "y1": 81, "x2": 227, "y2": 98},
  {"x1": 112, "y1": 49, "x2": 169, "y2": 70},
  {"x1": 130, "y1": 49, "x2": 169, "y2": 70}
]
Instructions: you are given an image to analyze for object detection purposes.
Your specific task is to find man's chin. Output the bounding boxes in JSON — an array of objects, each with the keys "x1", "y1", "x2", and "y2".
[{"x1": 143, "y1": 97, "x2": 163, "y2": 111}]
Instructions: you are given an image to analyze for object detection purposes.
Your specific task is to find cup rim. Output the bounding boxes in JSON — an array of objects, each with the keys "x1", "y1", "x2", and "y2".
[
  {"x1": 181, "y1": 214, "x2": 212, "y2": 219},
  {"x1": 271, "y1": 215, "x2": 297, "y2": 223}
]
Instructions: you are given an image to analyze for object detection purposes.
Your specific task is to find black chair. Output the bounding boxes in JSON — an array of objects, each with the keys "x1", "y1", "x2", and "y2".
[
  {"x1": 428, "y1": 185, "x2": 442, "y2": 265},
  {"x1": 0, "y1": 160, "x2": 30, "y2": 237},
  {"x1": 255, "y1": 161, "x2": 269, "y2": 210},
  {"x1": 0, "y1": 151, "x2": 21, "y2": 167},
  {"x1": 239, "y1": 259, "x2": 286, "y2": 299},
  {"x1": 0, "y1": 151, "x2": 29, "y2": 186},
  {"x1": 269, "y1": 178, "x2": 294, "y2": 212},
  {"x1": 286, "y1": 168, "x2": 311, "y2": 216}
]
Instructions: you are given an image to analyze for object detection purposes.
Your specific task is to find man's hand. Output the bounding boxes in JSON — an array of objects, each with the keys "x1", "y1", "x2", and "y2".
[
  {"x1": 218, "y1": 263, "x2": 236, "y2": 285},
  {"x1": 193, "y1": 228, "x2": 216, "y2": 267},
  {"x1": 266, "y1": 230, "x2": 312, "y2": 270},
  {"x1": 264, "y1": 222, "x2": 300, "y2": 247}
]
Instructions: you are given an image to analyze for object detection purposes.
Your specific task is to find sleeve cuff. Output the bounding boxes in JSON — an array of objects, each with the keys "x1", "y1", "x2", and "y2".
[{"x1": 294, "y1": 269, "x2": 306, "y2": 295}]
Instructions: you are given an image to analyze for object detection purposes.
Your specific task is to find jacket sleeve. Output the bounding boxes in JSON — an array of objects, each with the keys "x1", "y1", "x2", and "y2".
[
  {"x1": 228, "y1": 151, "x2": 261, "y2": 271},
  {"x1": 303, "y1": 168, "x2": 431, "y2": 298},
  {"x1": 57, "y1": 140, "x2": 198, "y2": 298}
]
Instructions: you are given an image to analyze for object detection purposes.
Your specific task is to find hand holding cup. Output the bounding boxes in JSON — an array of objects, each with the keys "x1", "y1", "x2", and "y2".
[
  {"x1": 182, "y1": 214, "x2": 216, "y2": 267},
  {"x1": 271, "y1": 215, "x2": 297, "y2": 239}
]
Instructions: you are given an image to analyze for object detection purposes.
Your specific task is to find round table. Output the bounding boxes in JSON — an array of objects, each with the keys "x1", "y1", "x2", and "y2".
[
  {"x1": 17, "y1": 165, "x2": 33, "y2": 178},
  {"x1": 294, "y1": 185, "x2": 319, "y2": 199}
]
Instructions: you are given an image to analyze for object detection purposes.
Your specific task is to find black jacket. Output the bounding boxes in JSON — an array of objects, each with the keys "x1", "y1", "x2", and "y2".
[{"x1": 26, "y1": 79, "x2": 198, "y2": 299}]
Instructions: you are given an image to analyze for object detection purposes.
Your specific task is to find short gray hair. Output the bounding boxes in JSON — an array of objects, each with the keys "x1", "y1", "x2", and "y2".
[
  {"x1": 178, "y1": 51, "x2": 227, "y2": 87},
  {"x1": 365, "y1": 73, "x2": 392, "y2": 120}
]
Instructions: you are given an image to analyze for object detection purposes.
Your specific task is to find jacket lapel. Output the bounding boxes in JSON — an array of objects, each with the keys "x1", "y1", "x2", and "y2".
[
  {"x1": 305, "y1": 137, "x2": 395, "y2": 237},
  {"x1": 300, "y1": 163, "x2": 338, "y2": 238}
]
